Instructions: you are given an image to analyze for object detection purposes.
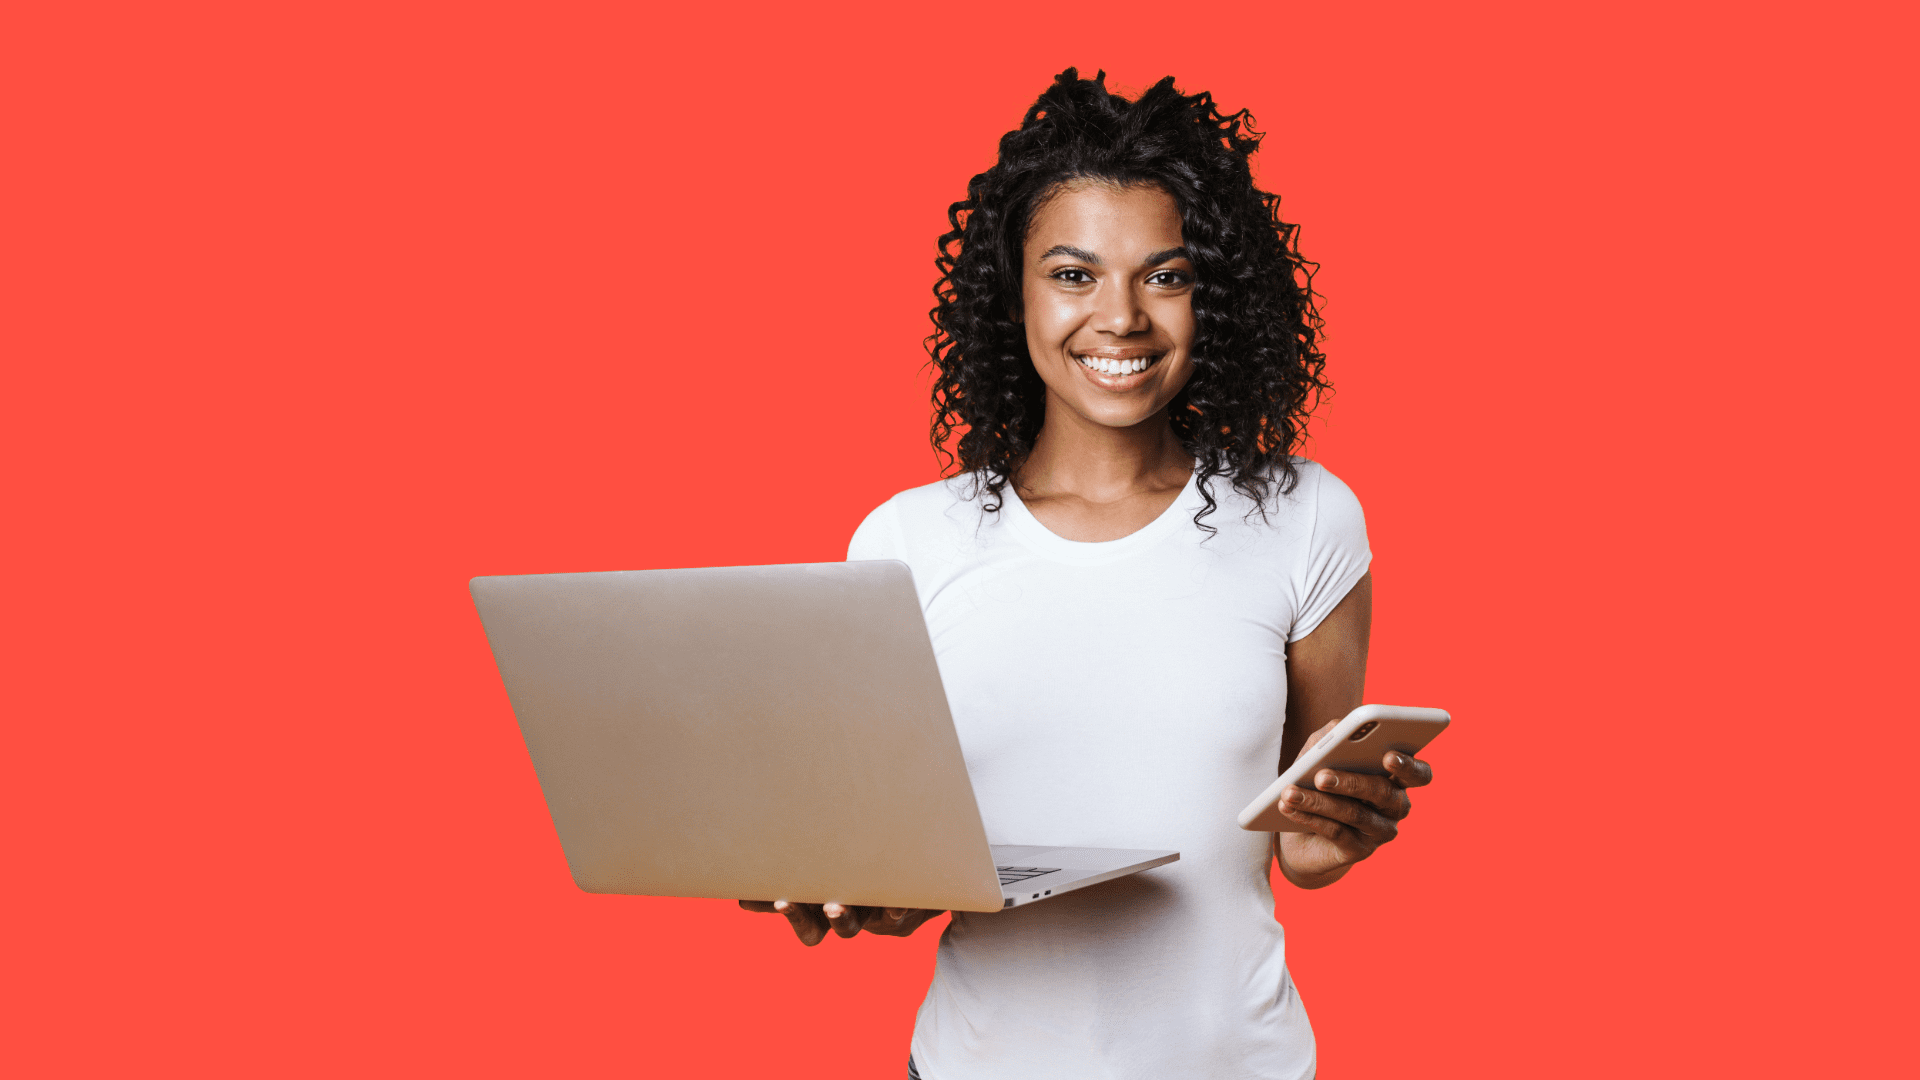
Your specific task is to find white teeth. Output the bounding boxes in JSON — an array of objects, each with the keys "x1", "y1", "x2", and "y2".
[{"x1": 1077, "y1": 355, "x2": 1156, "y2": 375}]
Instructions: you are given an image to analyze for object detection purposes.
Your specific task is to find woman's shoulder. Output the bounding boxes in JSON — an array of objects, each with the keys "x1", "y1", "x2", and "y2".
[
  {"x1": 1209, "y1": 457, "x2": 1361, "y2": 522},
  {"x1": 1271, "y1": 457, "x2": 1367, "y2": 552},
  {"x1": 1182, "y1": 459, "x2": 1366, "y2": 573},
  {"x1": 1288, "y1": 457, "x2": 1361, "y2": 513}
]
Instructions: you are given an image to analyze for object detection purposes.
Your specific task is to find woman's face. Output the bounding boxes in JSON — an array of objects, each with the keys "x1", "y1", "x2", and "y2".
[{"x1": 1020, "y1": 181, "x2": 1196, "y2": 432}]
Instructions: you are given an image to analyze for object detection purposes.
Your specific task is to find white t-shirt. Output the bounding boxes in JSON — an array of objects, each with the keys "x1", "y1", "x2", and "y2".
[{"x1": 847, "y1": 460, "x2": 1372, "y2": 1079}]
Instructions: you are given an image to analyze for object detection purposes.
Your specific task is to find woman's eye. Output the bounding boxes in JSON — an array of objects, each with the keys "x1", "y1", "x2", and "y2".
[
  {"x1": 1052, "y1": 268, "x2": 1094, "y2": 283},
  {"x1": 1148, "y1": 270, "x2": 1191, "y2": 287}
]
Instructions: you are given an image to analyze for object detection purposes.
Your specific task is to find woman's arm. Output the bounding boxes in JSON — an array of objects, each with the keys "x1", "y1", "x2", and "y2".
[
  {"x1": 1274, "y1": 572, "x2": 1435, "y2": 889},
  {"x1": 1280, "y1": 572, "x2": 1372, "y2": 775}
]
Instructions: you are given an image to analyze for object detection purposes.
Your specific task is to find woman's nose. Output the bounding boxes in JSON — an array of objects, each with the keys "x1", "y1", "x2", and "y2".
[{"x1": 1092, "y1": 281, "x2": 1150, "y2": 335}]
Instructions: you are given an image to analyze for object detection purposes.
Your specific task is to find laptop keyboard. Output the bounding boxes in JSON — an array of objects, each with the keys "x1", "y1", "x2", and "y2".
[{"x1": 997, "y1": 866, "x2": 1061, "y2": 886}]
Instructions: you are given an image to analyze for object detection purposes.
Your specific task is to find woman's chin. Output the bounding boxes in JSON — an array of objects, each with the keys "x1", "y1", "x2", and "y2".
[{"x1": 1053, "y1": 394, "x2": 1177, "y2": 433}]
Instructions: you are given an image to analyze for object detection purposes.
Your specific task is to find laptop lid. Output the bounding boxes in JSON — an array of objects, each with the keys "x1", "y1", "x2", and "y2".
[{"x1": 470, "y1": 560, "x2": 1008, "y2": 912}]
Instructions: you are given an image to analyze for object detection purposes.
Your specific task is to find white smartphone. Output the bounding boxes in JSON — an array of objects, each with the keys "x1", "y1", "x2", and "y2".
[{"x1": 1238, "y1": 704, "x2": 1451, "y2": 832}]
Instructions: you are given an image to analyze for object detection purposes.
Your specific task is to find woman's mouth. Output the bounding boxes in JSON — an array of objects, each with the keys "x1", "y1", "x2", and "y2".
[{"x1": 1074, "y1": 353, "x2": 1162, "y2": 379}]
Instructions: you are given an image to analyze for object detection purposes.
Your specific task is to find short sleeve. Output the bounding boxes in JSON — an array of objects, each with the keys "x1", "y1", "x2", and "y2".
[
  {"x1": 1288, "y1": 464, "x2": 1372, "y2": 642},
  {"x1": 846, "y1": 498, "x2": 906, "y2": 562}
]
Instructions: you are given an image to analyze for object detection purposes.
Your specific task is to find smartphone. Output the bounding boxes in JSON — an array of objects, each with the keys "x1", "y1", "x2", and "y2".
[{"x1": 1238, "y1": 704, "x2": 1451, "y2": 832}]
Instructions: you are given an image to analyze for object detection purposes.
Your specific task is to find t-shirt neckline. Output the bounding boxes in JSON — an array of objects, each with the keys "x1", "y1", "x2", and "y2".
[{"x1": 1000, "y1": 468, "x2": 1204, "y2": 565}]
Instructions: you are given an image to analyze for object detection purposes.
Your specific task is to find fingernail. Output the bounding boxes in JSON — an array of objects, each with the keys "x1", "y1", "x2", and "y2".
[
  {"x1": 1391, "y1": 753, "x2": 1407, "y2": 767},
  {"x1": 1282, "y1": 787, "x2": 1302, "y2": 804},
  {"x1": 824, "y1": 903, "x2": 843, "y2": 918},
  {"x1": 1318, "y1": 772, "x2": 1337, "y2": 789},
  {"x1": 774, "y1": 900, "x2": 789, "y2": 912}
]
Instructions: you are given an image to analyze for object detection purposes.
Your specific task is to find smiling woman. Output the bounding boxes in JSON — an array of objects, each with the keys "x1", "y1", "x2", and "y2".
[
  {"x1": 928, "y1": 68, "x2": 1330, "y2": 534},
  {"x1": 741, "y1": 69, "x2": 1431, "y2": 1079},
  {"x1": 1013, "y1": 181, "x2": 1199, "y2": 540}
]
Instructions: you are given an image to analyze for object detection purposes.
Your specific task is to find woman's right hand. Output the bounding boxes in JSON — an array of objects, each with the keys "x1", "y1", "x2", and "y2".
[{"x1": 737, "y1": 900, "x2": 944, "y2": 946}]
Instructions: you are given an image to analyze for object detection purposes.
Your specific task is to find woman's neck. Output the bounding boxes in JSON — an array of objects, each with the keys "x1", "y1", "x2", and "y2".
[{"x1": 1012, "y1": 396, "x2": 1193, "y2": 541}]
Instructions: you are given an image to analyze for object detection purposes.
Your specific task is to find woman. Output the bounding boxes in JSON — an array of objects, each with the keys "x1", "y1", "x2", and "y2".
[{"x1": 742, "y1": 69, "x2": 1435, "y2": 1078}]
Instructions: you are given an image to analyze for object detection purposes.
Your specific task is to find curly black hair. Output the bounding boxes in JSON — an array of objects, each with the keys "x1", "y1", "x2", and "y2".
[{"x1": 928, "y1": 68, "x2": 1329, "y2": 529}]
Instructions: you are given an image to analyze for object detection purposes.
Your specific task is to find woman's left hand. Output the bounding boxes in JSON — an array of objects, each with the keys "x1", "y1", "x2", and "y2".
[{"x1": 1274, "y1": 717, "x2": 1434, "y2": 887}]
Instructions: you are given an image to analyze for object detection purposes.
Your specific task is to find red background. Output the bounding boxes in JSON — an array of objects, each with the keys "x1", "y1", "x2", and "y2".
[{"x1": 5, "y1": 1, "x2": 1914, "y2": 1075}]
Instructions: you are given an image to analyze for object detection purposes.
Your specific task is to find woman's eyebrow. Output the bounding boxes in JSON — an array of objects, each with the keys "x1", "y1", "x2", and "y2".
[
  {"x1": 1036, "y1": 245, "x2": 1192, "y2": 265},
  {"x1": 1039, "y1": 244, "x2": 1101, "y2": 263}
]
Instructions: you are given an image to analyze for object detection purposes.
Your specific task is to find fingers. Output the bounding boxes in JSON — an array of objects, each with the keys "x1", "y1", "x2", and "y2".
[
  {"x1": 1384, "y1": 751, "x2": 1434, "y2": 788},
  {"x1": 865, "y1": 907, "x2": 944, "y2": 938},
  {"x1": 1277, "y1": 797, "x2": 1349, "y2": 841},
  {"x1": 822, "y1": 903, "x2": 871, "y2": 939},
  {"x1": 1280, "y1": 783, "x2": 1398, "y2": 844},
  {"x1": 742, "y1": 899, "x2": 943, "y2": 943},
  {"x1": 771, "y1": 900, "x2": 830, "y2": 946},
  {"x1": 1275, "y1": 794, "x2": 1363, "y2": 857},
  {"x1": 1274, "y1": 751, "x2": 1433, "y2": 878},
  {"x1": 1310, "y1": 769, "x2": 1411, "y2": 817}
]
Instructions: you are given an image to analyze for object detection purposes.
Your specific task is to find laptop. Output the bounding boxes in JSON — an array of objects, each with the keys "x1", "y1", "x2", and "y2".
[{"x1": 469, "y1": 560, "x2": 1178, "y2": 913}]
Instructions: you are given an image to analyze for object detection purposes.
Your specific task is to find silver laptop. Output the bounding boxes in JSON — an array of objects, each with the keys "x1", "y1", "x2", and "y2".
[{"x1": 470, "y1": 560, "x2": 1177, "y2": 913}]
